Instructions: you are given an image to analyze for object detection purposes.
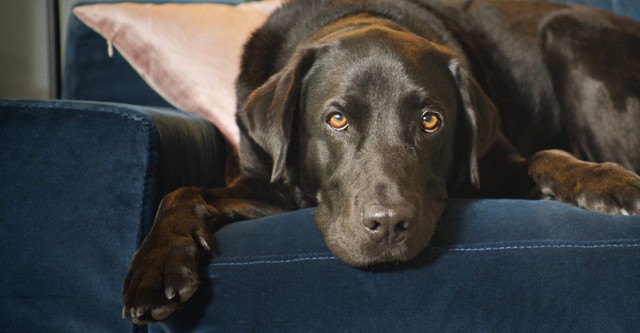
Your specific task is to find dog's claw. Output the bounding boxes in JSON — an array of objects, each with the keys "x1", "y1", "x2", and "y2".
[
  {"x1": 197, "y1": 236, "x2": 211, "y2": 252},
  {"x1": 165, "y1": 288, "x2": 177, "y2": 300},
  {"x1": 179, "y1": 284, "x2": 198, "y2": 302},
  {"x1": 151, "y1": 305, "x2": 177, "y2": 321}
]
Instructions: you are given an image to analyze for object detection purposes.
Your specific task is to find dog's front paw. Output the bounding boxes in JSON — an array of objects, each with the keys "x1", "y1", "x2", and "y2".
[
  {"x1": 529, "y1": 150, "x2": 640, "y2": 215},
  {"x1": 122, "y1": 224, "x2": 212, "y2": 324}
]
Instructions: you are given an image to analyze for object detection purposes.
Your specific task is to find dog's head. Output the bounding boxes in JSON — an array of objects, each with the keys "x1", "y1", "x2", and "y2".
[{"x1": 239, "y1": 23, "x2": 499, "y2": 266}]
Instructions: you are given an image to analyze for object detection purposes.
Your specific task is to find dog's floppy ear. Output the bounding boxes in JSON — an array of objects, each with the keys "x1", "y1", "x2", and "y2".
[
  {"x1": 238, "y1": 46, "x2": 321, "y2": 183},
  {"x1": 448, "y1": 59, "x2": 500, "y2": 188}
]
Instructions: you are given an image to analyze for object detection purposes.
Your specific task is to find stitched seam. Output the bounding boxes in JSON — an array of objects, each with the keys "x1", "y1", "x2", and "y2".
[
  {"x1": 212, "y1": 255, "x2": 338, "y2": 267},
  {"x1": 431, "y1": 242, "x2": 640, "y2": 253},
  {"x1": 0, "y1": 100, "x2": 153, "y2": 123},
  {"x1": 211, "y1": 241, "x2": 640, "y2": 267}
]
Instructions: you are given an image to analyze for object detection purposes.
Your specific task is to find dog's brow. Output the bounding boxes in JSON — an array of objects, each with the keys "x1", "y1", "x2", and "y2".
[
  {"x1": 327, "y1": 100, "x2": 346, "y2": 110},
  {"x1": 401, "y1": 88, "x2": 447, "y2": 114},
  {"x1": 402, "y1": 90, "x2": 429, "y2": 107}
]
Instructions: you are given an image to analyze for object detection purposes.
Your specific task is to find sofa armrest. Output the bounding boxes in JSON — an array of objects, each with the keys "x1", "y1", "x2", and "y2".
[{"x1": 0, "y1": 99, "x2": 226, "y2": 333}]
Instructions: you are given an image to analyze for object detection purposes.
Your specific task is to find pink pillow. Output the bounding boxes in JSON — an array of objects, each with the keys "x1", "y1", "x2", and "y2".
[{"x1": 73, "y1": 1, "x2": 285, "y2": 151}]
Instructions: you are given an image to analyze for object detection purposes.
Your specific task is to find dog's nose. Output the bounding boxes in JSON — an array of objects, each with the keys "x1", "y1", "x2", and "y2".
[{"x1": 362, "y1": 205, "x2": 413, "y2": 243}]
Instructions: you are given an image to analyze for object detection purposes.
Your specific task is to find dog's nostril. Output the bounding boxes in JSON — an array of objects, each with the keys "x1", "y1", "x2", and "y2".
[
  {"x1": 367, "y1": 221, "x2": 382, "y2": 232},
  {"x1": 362, "y1": 205, "x2": 413, "y2": 241},
  {"x1": 396, "y1": 220, "x2": 410, "y2": 232}
]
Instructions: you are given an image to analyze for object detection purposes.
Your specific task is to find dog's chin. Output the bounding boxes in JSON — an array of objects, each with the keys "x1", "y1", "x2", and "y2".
[
  {"x1": 318, "y1": 220, "x2": 436, "y2": 268},
  {"x1": 326, "y1": 237, "x2": 430, "y2": 268}
]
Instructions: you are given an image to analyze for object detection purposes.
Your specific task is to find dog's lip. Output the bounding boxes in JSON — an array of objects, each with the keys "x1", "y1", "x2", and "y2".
[
  {"x1": 367, "y1": 243, "x2": 414, "y2": 265},
  {"x1": 324, "y1": 232, "x2": 424, "y2": 267}
]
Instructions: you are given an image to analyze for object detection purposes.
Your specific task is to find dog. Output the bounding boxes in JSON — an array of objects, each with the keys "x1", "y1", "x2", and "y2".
[{"x1": 123, "y1": 0, "x2": 640, "y2": 323}]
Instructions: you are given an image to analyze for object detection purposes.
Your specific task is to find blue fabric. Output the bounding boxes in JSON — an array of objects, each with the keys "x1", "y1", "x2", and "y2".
[
  {"x1": 63, "y1": 11, "x2": 170, "y2": 106},
  {"x1": 0, "y1": 100, "x2": 225, "y2": 333},
  {"x1": 552, "y1": 0, "x2": 640, "y2": 20},
  {"x1": 154, "y1": 199, "x2": 640, "y2": 332}
]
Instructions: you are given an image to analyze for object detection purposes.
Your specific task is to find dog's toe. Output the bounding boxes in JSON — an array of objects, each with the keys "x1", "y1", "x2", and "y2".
[
  {"x1": 122, "y1": 230, "x2": 209, "y2": 323},
  {"x1": 123, "y1": 268, "x2": 181, "y2": 324}
]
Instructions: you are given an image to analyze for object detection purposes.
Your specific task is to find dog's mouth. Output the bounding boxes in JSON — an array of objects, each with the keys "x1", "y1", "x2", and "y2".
[
  {"x1": 357, "y1": 238, "x2": 421, "y2": 266},
  {"x1": 322, "y1": 224, "x2": 433, "y2": 267}
]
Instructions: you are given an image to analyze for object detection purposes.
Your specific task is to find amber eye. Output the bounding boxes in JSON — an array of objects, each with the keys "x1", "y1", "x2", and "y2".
[
  {"x1": 420, "y1": 111, "x2": 442, "y2": 133},
  {"x1": 326, "y1": 112, "x2": 348, "y2": 130}
]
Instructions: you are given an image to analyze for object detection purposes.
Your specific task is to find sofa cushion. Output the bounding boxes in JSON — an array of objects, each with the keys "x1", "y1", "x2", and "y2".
[
  {"x1": 155, "y1": 199, "x2": 640, "y2": 332},
  {"x1": 0, "y1": 100, "x2": 226, "y2": 333}
]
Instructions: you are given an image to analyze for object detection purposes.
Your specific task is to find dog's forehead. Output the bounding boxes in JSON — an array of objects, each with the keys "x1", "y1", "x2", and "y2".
[{"x1": 306, "y1": 28, "x2": 458, "y2": 114}]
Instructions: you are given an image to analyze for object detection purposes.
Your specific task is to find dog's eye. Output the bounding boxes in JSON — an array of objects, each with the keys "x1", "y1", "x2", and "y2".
[
  {"x1": 326, "y1": 112, "x2": 349, "y2": 130},
  {"x1": 420, "y1": 111, "x2": 442, "y2": 133}
]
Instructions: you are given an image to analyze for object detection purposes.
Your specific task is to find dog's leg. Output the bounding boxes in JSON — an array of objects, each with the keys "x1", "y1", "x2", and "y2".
[
  {"x1": 477, "y1": 134, "x2": 640, "y2": 215},
  {"x1": 122, "y1": 180, "x2": 297, "y2": 324},
  {"x1": 528, "y1": 150, "x2": 640, "y2": 215}
]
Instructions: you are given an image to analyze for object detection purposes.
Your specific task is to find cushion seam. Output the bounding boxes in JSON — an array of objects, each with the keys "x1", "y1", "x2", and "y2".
[
  {"x1": 432, "y1": 240, "x2": 640, "y2": 253},
  {"x1": 210, "y1": 239, "x2": 640, "y2": 267}
]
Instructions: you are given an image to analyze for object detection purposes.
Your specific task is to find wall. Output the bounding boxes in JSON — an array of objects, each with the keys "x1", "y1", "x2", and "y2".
[
  {"x1": 0, "y1": 0, "x2": 78, "y2": 100},
  {"x1": 0, "y1": 0, "x2": 49, "y2": 99}
]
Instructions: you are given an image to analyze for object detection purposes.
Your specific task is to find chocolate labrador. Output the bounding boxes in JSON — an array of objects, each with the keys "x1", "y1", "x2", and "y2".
[{"x1": 123, "y1": 0, "x2": 640, "y2": 323}]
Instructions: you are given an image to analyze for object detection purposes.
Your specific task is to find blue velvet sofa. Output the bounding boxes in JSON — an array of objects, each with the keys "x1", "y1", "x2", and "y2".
[{"x1": 1, "y1": 1, "x2": 639, "y2": 332}]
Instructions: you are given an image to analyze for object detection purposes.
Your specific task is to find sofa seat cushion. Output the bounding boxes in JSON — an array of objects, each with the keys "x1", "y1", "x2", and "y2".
[{"x1": 155, "y1": 199, "x2": 640, "y2": 332}]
